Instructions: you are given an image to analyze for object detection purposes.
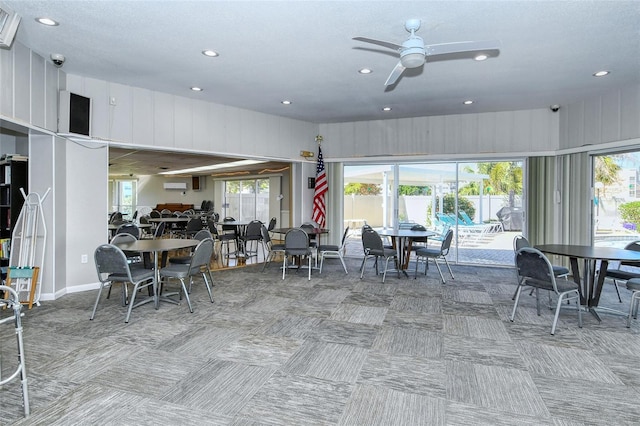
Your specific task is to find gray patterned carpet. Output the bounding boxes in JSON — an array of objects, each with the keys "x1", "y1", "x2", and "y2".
[{"x1": 2, "y1": 257, "x2": 640, "y2": 425}]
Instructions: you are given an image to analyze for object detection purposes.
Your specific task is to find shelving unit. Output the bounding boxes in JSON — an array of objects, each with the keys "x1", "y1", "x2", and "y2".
[{"x1": 0, "y1": 158, "x2": 28, "y2": 263}]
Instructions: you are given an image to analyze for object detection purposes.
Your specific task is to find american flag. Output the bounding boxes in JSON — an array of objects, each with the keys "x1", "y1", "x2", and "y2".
[{"x1": 312, "y1": 146, "x2": 328, "y2": 227}]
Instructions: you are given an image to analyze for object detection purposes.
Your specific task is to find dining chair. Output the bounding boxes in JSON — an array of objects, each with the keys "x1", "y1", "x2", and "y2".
[
  {"x1": 115, "y1": 222, "x2": 140, "y2": 239},
  {"x1": 625, "y1": 278, "x2": 640, "y2": 327},
  {"x1": 159, "y1": 238, "x2": 215, "y2": 313},
  {"x1": 242, "y1": 220, "x2": 266, "y2": 261},
  {"x1": 318, "y1": 226, "x2": 349, "y2": 274},
  {"x1": 511, "y1": 247, "x2": 582, "y2": 335},
  {"x1": 283, "y1": 228, "x2": 312, "y2": 280},
  {"x1": 262, "y1": 224, "x2": 286, "y2": 272},
  {"x1": 603, "y1": 239, "x2": 640, "y2": 303},
  {"x1": 414, "y1": 229, "x2": 454, "y2": 283},
  {"x1": 91, "y1": 244, "x2": 157, "y2": 323},
  {"x1": 511, "y1": 235, "x2": 570, "y2": 300},
  {"x1": 360, "y1": 227, "x2": 399, "y2": 283}
]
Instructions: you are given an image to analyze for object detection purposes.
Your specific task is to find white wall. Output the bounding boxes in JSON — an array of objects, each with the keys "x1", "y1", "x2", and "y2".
[
  {"x1": 560, "y1": 84, "x2": 640, "y2": 149},
  {"x1": 66, "y1": 75, "x2": 320, "y2": 161},
  {"x1": 319, "y1": 109, "x2": 560, "y2": 160}
]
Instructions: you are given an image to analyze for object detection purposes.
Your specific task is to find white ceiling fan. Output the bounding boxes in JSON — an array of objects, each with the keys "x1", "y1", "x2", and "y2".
[{"x1": 353, "y1": 19, "x2": 501, "y2": 86}]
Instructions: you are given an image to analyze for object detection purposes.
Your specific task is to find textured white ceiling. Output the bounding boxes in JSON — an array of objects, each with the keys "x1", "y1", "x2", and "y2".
[{"x1": 6, "y1": 1, "x2": 640, "y2": 124}]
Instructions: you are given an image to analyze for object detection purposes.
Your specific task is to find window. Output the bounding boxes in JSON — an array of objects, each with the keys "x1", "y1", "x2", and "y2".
[
  {"x1": 344, "y1": 160, "x2": 523, "y2": 266},
  {"x1": 223, "y1": 179, "x2": 269, "y2": 222}
]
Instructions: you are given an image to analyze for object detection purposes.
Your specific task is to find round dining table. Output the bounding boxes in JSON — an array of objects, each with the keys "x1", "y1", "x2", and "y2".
[
  {"x1": 114, "y1": 238, "x2": 199, "y2": 306},
  {"x1": 536, "y1": 244, "x2": 640, "y2": 321},
  {"x1": 375, "y1": 227, "x2": 437, "y2": 274}
]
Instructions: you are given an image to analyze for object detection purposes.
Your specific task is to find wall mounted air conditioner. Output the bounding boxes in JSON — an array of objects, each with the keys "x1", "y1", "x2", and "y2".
[{"x1": 163, "y1": 182, "x2": 187, "y2": 190}]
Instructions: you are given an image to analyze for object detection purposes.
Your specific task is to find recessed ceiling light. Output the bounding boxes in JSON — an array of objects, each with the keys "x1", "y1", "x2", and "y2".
[
  {"x1": 281, "y1": 100, "x2": 292, "y2": 105},
  {"x1": 474, "y1": 54, "x2": 488, "y2": 61},
  {"x1": 36, "y1": 17, "x2": 58, "y2": 26},
  {"x1": 463, "y1": 100, "x2": 474, "y2": 105},
  {"x1": 190, "y1": 87, "x2": 203, "y2": 92},
  {"x1": 382, "y1": 107, "x2": 392, "y2": 112},
  {"x1": 593, "y1": 70, "x2": 610, "y2": 77},
  {"x1": 359, "y1": 68, "x2": 373, "y2": 74},
  {"x1": 202, "y1": 50, "x2": 219, "y2": 57}
]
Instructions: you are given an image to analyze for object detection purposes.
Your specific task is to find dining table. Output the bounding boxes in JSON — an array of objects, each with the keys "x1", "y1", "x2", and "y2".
[
  {"x1": 536, "y1": 244, "x2": 640, "y2": 321},
  {"x1": 271, "y1": 227, "x2": 330, "y2": 245},
  {"x1": 114, "y1": 238, "x2": 199, "y2": 306},
  {"x1": 375, "y1": 227, "x2": 437, "y2": 275},
  {"x1": 108, "y1": 223, "x2": 152, "y2": 237}
]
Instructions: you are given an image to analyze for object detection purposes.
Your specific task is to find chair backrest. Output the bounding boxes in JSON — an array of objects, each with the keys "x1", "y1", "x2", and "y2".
[
  {"x1": 186, "y1": 217, "x2": 204, "y2": 232},
  {"x1": 300, "y1": 223, "x2": 317, "y2": 240},
  {"x1": 285, "y1": 228, "x2": 309, "y2": 252},
  {"x1": 154, "y1": 221, "x2": 166, "y2": 239},
  {"x1": 109, "y1": 212, "x2": 123, "y2": 224},
  {"x1": 193, "y1": 229, "x2": 213, "y2": 241},
  {"x1": 515, "y1": 247, "x2": 558, "y2": 292},
  {"x1": 200, "y1": 200, "x2": 208, "y2": 210},
  {"x1": 94, "y1": 244, "x2": 132, "y2": 282},
  {"x1": 189, "y1": 238, "x2": 215, "y2": 272},
  {"x1": 439, "y1": 229, "x2": 454, "y2": 255},
  {"x1": 139, "y1": 215, "x2": 150, "y2": 225},
  {"x1": 361, "y1": 228, "x2": 383, "y2": 254},
  {"x1": 116, "y1": 223, "x2": 140, "y2": 239},
  {"x1": 268, "y1": 217, "x2": 277, "y2": 231},
  {"x1": 339, "y1": 226, "x2": 350, "y2": 249},
  {"x1": 150, "y1": 210, "x2": 161, "y2": 218},
  {"x1": 222, "y1": 217, "x2": 236, "y2": 233},
  {"x1": 513, "y1": 235, "x2": 531, "y2": 252},
  {"x1": 621, "y1": 240, "x2": 640, "y2": 266},
  {"x1": 207, "y1": 219, "x2": 219, "y2": 236},
  {"x1": 459, "y1": 211, "x2": 474, "y2": 226},
  {"x1": 110, "y1": 233, "x2": 137, "y2": 245},
  {"x1": 245, "y1": 220, "x2": 263, "y2": 239},
  {"x1": 161, "y1": 209, "x2": 172, "y2": 217},
  {"x1": 261, "y1": 224, "x2": 272, "y2": 246},
  {"x1": 132, "y1": 210, "x2": 139, "y2": 220}
]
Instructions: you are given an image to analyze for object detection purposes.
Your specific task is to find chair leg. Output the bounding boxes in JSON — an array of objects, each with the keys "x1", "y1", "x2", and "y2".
[
  {"x1": 319, "y1": 252, "x2": 325, "y2": 274},
  {"x1": 442, "y1": 257, "x2": 454, "y2": 279},
  {"x1": 90, "y1": 283, "x2": 106, "y2": 320},
  {"x1": 550, "y1": 292, "x2": 567, "y2": 335},
  {"x1": 282, "y1": 255, "x2": 287, "y2": 280},
  {"x1": 510, "y1": 285, "x2": 523, "y2": 321},
  {"x1": 308, "y1": 255, "x2": 311, "y2": 281},
  {"x1": 628, "y1": 291, "x2": 640, "y2": 327},
  {"x1": 202, "y1": 272, "x2": 214, "y2": 303},
  {"x1": 360, "y1": 256, "x2": 368, "y2": 279},
  {"x1": 433, "y1": 259, "x2": 445, "y2": 284},
  {"x1": 179, "y1": 278, "x2": 193, "y2": 313},
  {"x1": 613, "y1": 279, "x2": 622, "y2": 303},
  {"x1": 338, "y1": 254, "x2": 348, "y2": 274},
  {"x1": 382, "y1": 256, "x2": 390, "y2": 283}
]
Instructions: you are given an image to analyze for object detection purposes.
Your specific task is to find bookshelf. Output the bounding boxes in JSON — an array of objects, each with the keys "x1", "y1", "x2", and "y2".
[{"x1": 0, "y1": 158, "x2": 28, "y2": 263}]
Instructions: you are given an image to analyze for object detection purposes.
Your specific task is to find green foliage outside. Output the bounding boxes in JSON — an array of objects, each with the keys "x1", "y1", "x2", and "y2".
[
  {"x1": 398, "y1": 185, "x2": 431, "y2": 196},
  {"x1": 344, "y1": 183, "x2": 381, "y2": 195},
  {"x1": 458, "y1": 162, "x2": 522, "y2": 197},
  {"x1": 428, "y1": 193, "x2": 475, "y2": 220},
  {"x1": 619, "y1": 201, "x2": 640, "y2": 228}
]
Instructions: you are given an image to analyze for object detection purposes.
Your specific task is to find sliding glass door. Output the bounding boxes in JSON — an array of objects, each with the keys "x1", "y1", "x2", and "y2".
[
  {"x1": 344, "y1": 160, "x2": 523, "y2": 266},
  {"x1": 592, "y1": 151, "x2": 640, "y2": 247},
  {"x1": 223, "y1": 178, "x2": 269, "y2": 222}
]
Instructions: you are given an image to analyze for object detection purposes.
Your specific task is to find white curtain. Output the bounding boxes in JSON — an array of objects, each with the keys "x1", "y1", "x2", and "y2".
[
  {"x1": 324, "y1": 162, "x2": 344, "y2": 246},
  {"x1": 527, "y1": 152, "x2": 592, "y2": 246}
]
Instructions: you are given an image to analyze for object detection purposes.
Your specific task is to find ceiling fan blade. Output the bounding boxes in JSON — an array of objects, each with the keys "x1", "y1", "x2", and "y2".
[
  {"x1": 384, "y1": 61, "x2": 406, "y2": 86},
  {"x1": 425, "y1": 40, "x2": 501, "y2": 56},
  {"x1": 353, "y1": 37, "x2": 402, "y2": 52}
]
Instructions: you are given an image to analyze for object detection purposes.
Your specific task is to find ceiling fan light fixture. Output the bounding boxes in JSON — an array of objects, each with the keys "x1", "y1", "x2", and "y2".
[{"x1": 401, "y1": 52, "x2": 425, "y2": 68}]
